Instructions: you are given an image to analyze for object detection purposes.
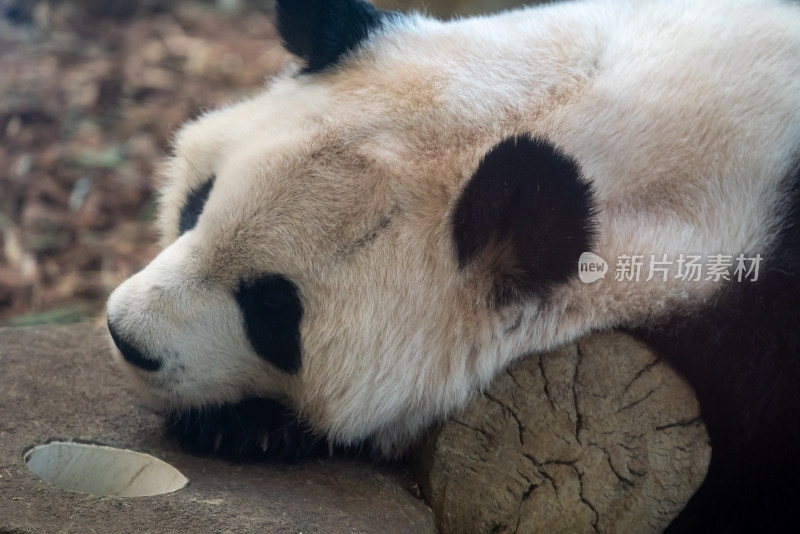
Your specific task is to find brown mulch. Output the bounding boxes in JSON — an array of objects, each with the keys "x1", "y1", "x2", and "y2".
[{"x1": 0, "y1": 1, "x2": 289, "y2": 325}]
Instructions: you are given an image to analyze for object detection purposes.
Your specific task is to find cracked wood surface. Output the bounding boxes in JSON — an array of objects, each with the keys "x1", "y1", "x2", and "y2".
[{"x1": 414, "y1": 331, "x2": 710, "y2": 534}]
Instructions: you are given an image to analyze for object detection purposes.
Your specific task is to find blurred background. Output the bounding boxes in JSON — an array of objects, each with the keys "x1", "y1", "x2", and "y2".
[{"x1": 0, "y1": 0, "x2": 535, "y2": 326}]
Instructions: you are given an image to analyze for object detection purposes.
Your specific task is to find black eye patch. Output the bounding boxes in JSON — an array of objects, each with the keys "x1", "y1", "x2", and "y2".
[
  {"x1": 235, "y1": 275, "x2": 303, "y2": 374},
  {"x1": 179, "y1": 176, "x2": 215, "y2": 235}
]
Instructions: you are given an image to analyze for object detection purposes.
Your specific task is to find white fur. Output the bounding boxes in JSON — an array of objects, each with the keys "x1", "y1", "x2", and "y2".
[{"x1": 108, "y1": 0, "x2": 800, "y2": 455}]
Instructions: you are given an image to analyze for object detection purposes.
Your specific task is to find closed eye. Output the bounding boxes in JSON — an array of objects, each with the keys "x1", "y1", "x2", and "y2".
[{"x1": 334, "y1": 212, "x2": 394, "y2": 258}]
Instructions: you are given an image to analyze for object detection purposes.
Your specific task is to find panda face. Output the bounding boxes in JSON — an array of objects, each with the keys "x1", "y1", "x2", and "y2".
[
  {"x1": 107, "y1": 52, "x2": 597, "y2": 454},
  {"x1": 105, "y1": 70, "x2": 512, "y2": 452},
  {"x1": 107, "y1": 0, "x2": 800, "y2": 457}
]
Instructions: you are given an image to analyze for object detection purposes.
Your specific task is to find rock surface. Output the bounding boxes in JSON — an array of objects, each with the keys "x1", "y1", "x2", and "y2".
[
  {"x1": 0, "y1": 323, "x2": 436, "y2": 534},
  {"x1": 415, "y1": 331, "x2": 710, "y2": 534}
]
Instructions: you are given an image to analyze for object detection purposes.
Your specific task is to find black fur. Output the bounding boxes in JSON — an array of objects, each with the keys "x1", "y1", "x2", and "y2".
[
  {"x1": 107, "y1": 317, "x2": 162, "y2": 372},
  {"x1": 642, "y1": 162, "x2": 800, "y2": 534},
  {"x1": 178, "y1": 176, "x2": 214, "y2": 236},
  {"x1": 452, "y1": 136, "x2": 597, "y2": 303},
  {"x1": 235, "y1": 275, "x2": 303, "y2": 374},
  {"x1": 275, "y1": 0, "x2": 389, "y2": 73},
  {"x1": 166, "y1": 398, "x2": 327, "y2": 462}
]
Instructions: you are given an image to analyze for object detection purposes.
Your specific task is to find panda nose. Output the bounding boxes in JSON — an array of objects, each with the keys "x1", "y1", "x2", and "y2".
[{"x1": 107, "y1": 317, "x2": 162, "y2": 372}]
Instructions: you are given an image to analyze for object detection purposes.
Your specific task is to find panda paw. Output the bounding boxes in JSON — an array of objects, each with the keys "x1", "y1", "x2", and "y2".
[{"x1": 165, "y1": 398, "x2": 328, "y2": 462}]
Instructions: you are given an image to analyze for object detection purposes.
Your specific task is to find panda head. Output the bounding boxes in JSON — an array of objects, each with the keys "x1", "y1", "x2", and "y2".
[{"x1": 106, "y1": 0, "x2": 597, "y2": 460}]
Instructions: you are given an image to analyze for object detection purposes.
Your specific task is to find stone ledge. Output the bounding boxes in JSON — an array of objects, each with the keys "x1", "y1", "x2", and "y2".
[{"x1": 0, "y1": 323, "x2": 435, "y2": 534}]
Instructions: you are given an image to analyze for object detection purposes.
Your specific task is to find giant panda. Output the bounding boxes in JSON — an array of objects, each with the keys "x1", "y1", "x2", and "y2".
[{"x1": 106, "y1": 0, "x2": 800, "y2": 531}]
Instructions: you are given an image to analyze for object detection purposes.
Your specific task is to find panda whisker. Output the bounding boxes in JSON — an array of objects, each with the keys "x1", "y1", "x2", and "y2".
[{"x1": 176, "y1": 149, "x2": 206, "y2": 184}]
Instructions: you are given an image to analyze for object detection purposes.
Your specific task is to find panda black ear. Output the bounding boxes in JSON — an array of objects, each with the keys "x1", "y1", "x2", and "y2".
[
  {"x1": 275, "y1": 0, "x2": 391, "y2": 73},
  {"x1": 452, "y1": 136, "x2": 598, "y2": 305}
]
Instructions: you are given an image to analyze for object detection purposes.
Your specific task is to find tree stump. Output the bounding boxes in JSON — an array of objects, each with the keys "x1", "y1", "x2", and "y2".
[{"x1": 415, "y1": 331, "x2": 710, "y2": 534}]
